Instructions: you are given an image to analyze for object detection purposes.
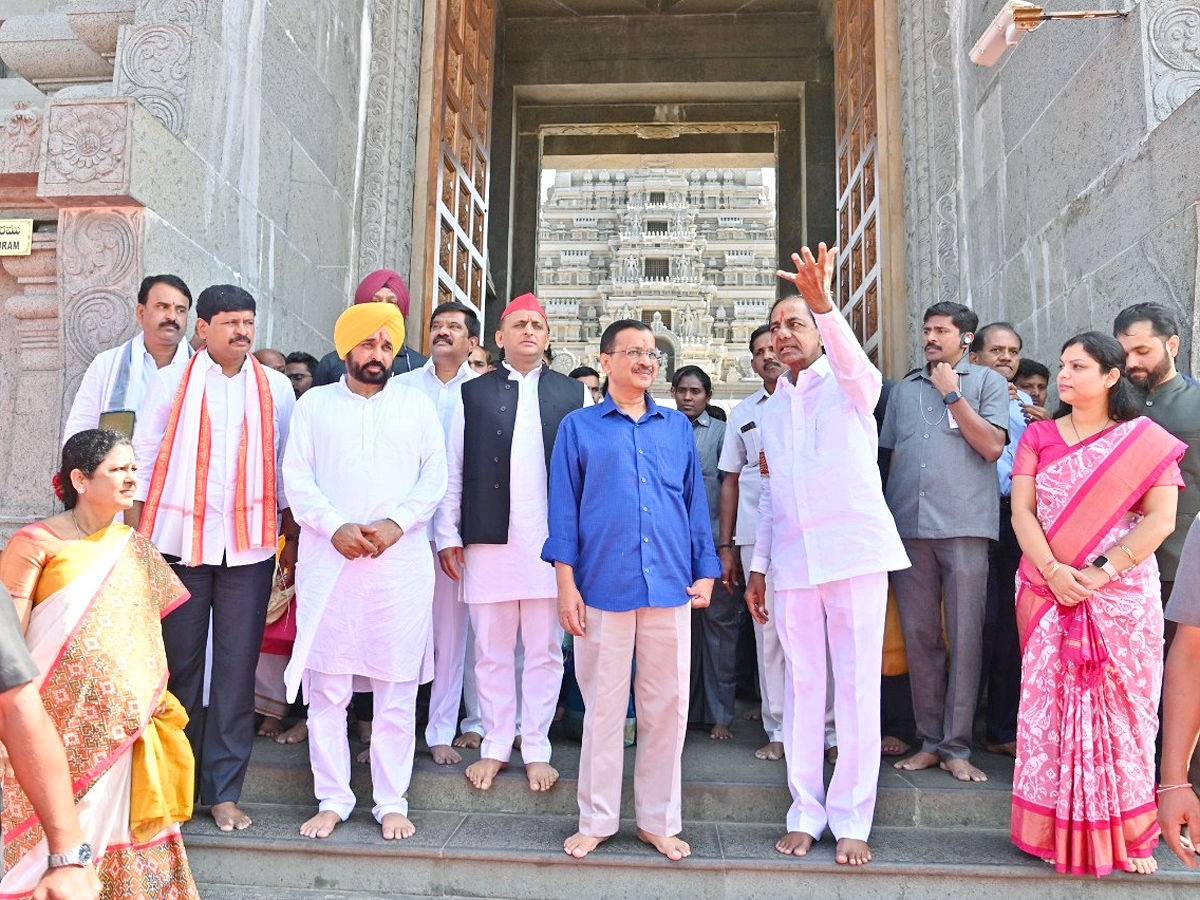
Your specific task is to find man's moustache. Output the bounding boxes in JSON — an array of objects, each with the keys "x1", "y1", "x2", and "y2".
[{"x1": 160, "y1": 321, "x2": 180, "y2": 330}]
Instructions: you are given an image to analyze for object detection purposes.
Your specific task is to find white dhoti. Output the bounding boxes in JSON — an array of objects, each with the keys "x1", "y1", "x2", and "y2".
[
  {"x1": 575, "y1": 603, "x2": 690, "y2": 838},
  {"x1": 470, "y1": 596, "x2": 561, "y2": 763},
  {"x1": 775, "y1": 572, "x2": 886, "y2": 841},
  {"x1": 254, "y1": 651, "x2": 289, "y2": 719}
]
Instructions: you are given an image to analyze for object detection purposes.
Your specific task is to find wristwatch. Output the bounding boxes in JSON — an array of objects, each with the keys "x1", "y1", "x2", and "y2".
[
  {"x1": 47, "y1": 842, "x2": 92, "y2": 868},
  {"x1": 1093, "y1": 555, "x2": 1119, "y2": 579},
  {"x1": 942, "y1": 390, "x2": 962, "y2": 406}
]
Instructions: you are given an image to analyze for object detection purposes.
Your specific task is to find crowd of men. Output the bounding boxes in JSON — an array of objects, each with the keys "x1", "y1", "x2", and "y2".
[{"x1": 19, "y1": 250, "x2": 1199, "y2": 873}]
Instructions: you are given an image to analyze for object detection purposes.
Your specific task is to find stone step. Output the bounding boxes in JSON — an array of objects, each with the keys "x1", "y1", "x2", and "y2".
[
  {"x1": 183, "y1": 804, "x2": 1196, "y2": 899},
  {"x1": 197, "y1": 888, "x2": 464, "y2": 899},
  {"x1": 240, "y1": 729, "x2": 1017, "y2": 828}
]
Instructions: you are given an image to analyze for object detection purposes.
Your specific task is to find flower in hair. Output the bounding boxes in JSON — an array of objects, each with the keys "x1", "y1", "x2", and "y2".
[{"x1": 51, "y1": 471, "x2": 64, "y2": 501}]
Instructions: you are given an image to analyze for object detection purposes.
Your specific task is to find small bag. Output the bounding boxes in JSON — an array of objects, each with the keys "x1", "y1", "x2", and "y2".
[{"x1": 264, "y1": 563, "x2": 294, "y2": 626}]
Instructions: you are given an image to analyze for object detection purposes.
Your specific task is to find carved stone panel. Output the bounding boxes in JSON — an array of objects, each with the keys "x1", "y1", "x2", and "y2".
[
  {"x1": 57, "y1": 207, "x2": 143, "y2": 404},
  {"x1": 0, "y1": 102, "x2": 44, "y2": 176},
  {"x1": 38, "y1": 98, "x2": 134, "y2": 200},
  {"x1": 134, "y1": 0, "x2": 209, "y2": 26},
  {"x1": 1144, "y1": 0, "x2": 1200, "y2": 128},
  {"x1": 114, "y1": 23, "x2": 193, "y2": 136}
]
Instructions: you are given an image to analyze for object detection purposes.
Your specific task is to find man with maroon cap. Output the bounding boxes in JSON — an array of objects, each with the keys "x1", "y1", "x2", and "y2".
[
  {"x1": 435, "y1": 293, "x2": 591, "y2": 792},
  {"x1": 312, "y1": 269, "x2": 427, "y2": 386}
]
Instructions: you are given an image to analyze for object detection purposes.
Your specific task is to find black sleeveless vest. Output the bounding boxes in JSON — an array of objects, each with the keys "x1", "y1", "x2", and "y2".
[{"x1": 459, "y1": 365, "x2": 585, "y2": 545}]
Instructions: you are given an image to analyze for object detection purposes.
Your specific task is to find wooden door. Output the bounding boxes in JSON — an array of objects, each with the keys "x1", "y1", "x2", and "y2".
[{"x1": 423, "y1": 0, "x2": 495, "y2": 319}]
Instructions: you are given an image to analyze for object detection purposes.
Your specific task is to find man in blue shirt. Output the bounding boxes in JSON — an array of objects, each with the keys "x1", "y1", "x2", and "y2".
[{"x1": 543, "y1": 318, "x2": 720, "y2": 862}]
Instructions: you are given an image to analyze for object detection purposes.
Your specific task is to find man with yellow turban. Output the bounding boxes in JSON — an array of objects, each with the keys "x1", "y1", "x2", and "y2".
[{"x1": 282, "y1": 302, "x2": 447, "y2": 841}]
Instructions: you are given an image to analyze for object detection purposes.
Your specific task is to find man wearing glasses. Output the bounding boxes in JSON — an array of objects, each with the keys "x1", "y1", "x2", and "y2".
[{"x1": 544, "y1": 319, "x2": 719, "y2": 862}]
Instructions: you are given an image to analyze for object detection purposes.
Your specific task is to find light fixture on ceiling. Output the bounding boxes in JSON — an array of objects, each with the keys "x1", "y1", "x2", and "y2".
[{"x1": 969, "y1": 1, "x2": 1129, "y2": 67}]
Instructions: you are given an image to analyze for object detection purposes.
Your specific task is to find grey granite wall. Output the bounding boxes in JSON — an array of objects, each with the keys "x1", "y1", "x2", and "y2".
[{"x1": 901, "y1": 0, "x2": 1200, "y2": 375}]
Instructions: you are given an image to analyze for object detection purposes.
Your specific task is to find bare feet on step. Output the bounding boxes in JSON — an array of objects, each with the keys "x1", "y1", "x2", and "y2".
[
  {"x1": 940, "y1": 758, "x2": 988, "y2": 782},
  {"x1": 894, "y1": 750, "x2": 939, "y2": 771},
  {"x1": 276, "y1": 719, "x2": 308, "y2": 744},
  {"x1": 1129, "y1": 856, "x2": 1158, "y2": 875},
  {"x1": 299, "y1": 810, "x2": 341, "y2": 839},
  {"x1": 836, "y1": 837, "x2": 872, "y2": 865},
  {"x1": 880, "y1": 734, "x2": 909, "y2": 756},
  {"x1": 636, "y1": 828, "x2": 691, "y2": 860},
  {"x1": 256, "y1": 715, "x2": 283, "y2": 737},
  {"x1": 211, "y1": 801, "x2": 252, "y2": 832},
  {"x1": 563, "y1": 832, "x2": 608, "y2": 859},
  {"x1": 465, "y1": 757, "x2": 507, "y2": 790},
  {"x1": 430, "y1": 744, "x2": 462, "y2": 765},
  {"x1": 983, "y1": 741, "x2": 1017, "y2": 758},
  {"x1": 381, "y1": 812, "x2": 415, "y2": 840},
  {"x1": 453, "y1": 730, "x2": 482, "y2": 749},
  {"x1": 710, "y1": 724, "x2": 732, "y2": 740},
  {"x1": 526, "y1": 761, "x2": 559, "y2": 792},
  {"x1": 755, "y1": 741, "x2": 784, "y2": 761},
  {"x1": 776, "y1": 831, "x2": 814, "y2": 856}
]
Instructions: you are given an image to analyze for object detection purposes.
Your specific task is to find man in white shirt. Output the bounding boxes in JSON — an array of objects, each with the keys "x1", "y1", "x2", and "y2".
[
  {"x1": 131, "y1": 284, "x2": 296, "y2": 833},
  {"x1": 435, "y1": 293, "x2": 589, "y2": 794},
  {"x1": 284, "y1": 302, "x2": 447, "y2": 841},
  {"x1": 745, "y1": 245, "x2": 909, "y2": 866},
  {"x1": 395, "y1": 301, "x2": 483, "y2": 765},
  {"x1": 717, "y1": 324, "x2": 788, "y2": 761},
  {"x1": 62, "y1": 274, "x2": 193, "y2": 443}
]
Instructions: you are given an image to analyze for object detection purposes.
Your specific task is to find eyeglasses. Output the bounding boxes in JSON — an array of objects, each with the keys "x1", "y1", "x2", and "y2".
[{"x1": 604, "y1": 348, "x2": 665, "y2": 364}]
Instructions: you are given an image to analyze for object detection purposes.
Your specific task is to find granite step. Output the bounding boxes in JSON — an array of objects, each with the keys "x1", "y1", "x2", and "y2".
[{"x1": 184, "y1": 804, "x2": 1197, "y2": 900}]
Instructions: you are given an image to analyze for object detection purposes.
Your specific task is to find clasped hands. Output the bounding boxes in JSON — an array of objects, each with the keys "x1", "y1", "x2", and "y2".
[
  {"x1": 331, "y1": 520, "x2": 403, "y2": 560},
  {"x1": 1043, "y1": 561, "x2": 1111, "y2": 607}
]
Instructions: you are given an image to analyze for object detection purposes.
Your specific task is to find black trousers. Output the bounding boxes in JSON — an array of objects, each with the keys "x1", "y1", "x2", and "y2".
[
  {"x1": 163, "y1": 556, "x2": 273, "y2": 805},
  {"x1": 981, "y1": 500, "x2": 1022, "y2": 745}
]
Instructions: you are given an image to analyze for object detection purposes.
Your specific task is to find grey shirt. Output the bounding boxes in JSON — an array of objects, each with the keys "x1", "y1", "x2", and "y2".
[
  {"x1": 1138, "y1": 375, "x2": 1200, "y2": 582},
  {"x1": 879, "y1": 355, "x2": 1010, "y2": 540},
  {"x1": 691, "y1": 409, "x2": 726, "y2": 544},
  {"x1": 1165, "y1": 514, "x2": 1200, "y2": 627},
  {"x1": 0, "y1": 582, "x2": 37, "y2": 694}
]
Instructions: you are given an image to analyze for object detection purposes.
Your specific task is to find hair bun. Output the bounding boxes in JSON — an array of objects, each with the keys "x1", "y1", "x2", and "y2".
[{"x1": 51, "y1": 471, "x2": 65, "y2": 501}]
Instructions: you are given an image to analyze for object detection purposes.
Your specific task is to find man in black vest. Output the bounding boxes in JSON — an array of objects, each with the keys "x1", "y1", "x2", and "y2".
[{"x1": 434, "y1": 293, "x2": 589, "y2": 794}]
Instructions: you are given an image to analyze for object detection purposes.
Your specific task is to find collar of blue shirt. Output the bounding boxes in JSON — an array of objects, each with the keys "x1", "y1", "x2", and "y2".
[{"x1": 598, "y1": 391, "x2": 666, "y2": 422}]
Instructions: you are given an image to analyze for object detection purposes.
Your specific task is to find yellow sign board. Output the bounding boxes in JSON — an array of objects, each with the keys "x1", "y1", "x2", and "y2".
[{"x1": 0, "y1": 219, "x2": 33, "y2": 256}]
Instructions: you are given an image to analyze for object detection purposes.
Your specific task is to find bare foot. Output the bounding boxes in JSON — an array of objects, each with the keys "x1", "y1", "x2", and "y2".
[
  {"x1": 894, "y1": 750, "x2": 939, "y2": 771},
  {"x1": 743, "y1": 706, "x2": 762, "y2": 721},
  {"x1": 710, "y1": 724, "x2": 732, "y2": 740},
  {"x1": 755, "y1": 741, "x2": 784, "y2": 761},
  {"x1": 940, "y1": 759, "x2": 988, "y2": 782},
  {"x1": 356, "y1": 746, "x2": 371, "y2": 764},
  {"x1": 211, "y1": 801, "x2": 252, "y2": 832},
  {"x1": 513, "y1": 735, "x2": 523, "y2": 751},
  {"x1": 836, "y1": 837, "x2": 872, "y2": 865},
  {"x1": 299, "y1": 810, "x2": 341, "y2": 839},
  {"x1": 564, "y1": 832, "x2": 608, "y2": 858},
  {"x1": 881, "y1": 734, "x2": 910, "y2": 756},
  {"x1": 357, "y1": 720, "x2": 372, "y2": 744},
  {"x1": 1128, "y1": 856, "x2": 1158, "y2": 875},
  {"x1": 825, "y1": 746, "x2": 839, "y2": 765},
  {"x1": 256, "y1": 715, "x2": 283, "y2": 738},
  {"x1": 465, "y1": 757, "x2": 507, "y2": 790},
  {"x1": 776, "y1": 831, "x2": 815, "y2": 856},
  {"x1": 453, "y1": 730, "x2": 482, "y2": 749},
  {"x1": 430, "y1": 744, "x2": 462, "y2": 765},
  {"x1": 526, "y1": 761, "x2": 559, "y2": 792},
  {"x1": 276, "y1": 720, "x2": 308, "y2": 745},
  {"x1": 984, "y1": 741, "x2": 1017, "y2": 758},
  {"x1": 381, "y1": 812, "x2": 415, "y2": 840},
  {"x1": 636, "y1": 828, "x2": 691, "y2": 861}
]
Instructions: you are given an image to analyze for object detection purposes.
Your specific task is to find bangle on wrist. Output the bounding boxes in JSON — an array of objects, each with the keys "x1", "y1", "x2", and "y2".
[
  {"x1": 1156, "y1": 782, "x2": 1193, "y2": 795},
  {"x1": 1039, "y1": 559, "x2": 1060, "y2": 579},
  {"x1": 1117, "y1": 543, "x2": 1137, "y2": 565},
  {"x1": 717, "y1": 543, "x2": 734, "y2": 550}
]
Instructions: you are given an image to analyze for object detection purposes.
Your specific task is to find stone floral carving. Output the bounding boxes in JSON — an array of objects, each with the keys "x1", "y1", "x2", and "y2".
[
  {"x1": 135, "y1": 0, "x2": 208, "y2": 25},
  {"x1": 115, "y1": 24, "x2": 193, "y2": 136},
  {"x1": 0, "y1": 102, "x2": 44, "y2": 175},
  {"x1": 40, "y1": 100, "x2": 132, "y2": 193},
  {"x1": 1146, "y1": 1, "x2": 1200, "y2": 126},
  {"x1": 58, "y1": 208, "x2": 143, "y2": 402}
]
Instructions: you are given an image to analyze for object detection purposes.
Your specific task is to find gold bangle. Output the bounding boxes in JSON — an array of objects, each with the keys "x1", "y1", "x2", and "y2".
[
  {"x1": 1117, "y1": 544, "x2": 1137, "y2": 565},
  {"x1": 1040, "y1": 560, "x2": 1060, "y2": 579}
]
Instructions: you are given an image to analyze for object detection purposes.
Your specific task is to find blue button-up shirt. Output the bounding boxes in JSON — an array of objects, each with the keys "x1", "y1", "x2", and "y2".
[{"x1": 542, "y1": 393, "x2": 721, "y2": 612}]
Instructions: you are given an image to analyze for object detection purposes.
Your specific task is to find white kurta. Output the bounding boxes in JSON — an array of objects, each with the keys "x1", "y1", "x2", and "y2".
[{"x1": 282, "y1": 377, "x2": 448, "y2": 699}]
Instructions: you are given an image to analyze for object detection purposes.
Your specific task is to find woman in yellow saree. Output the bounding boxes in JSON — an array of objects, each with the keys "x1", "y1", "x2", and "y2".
[{"x1": 0, "y1": 429, "x2": 198, "y2": 898}]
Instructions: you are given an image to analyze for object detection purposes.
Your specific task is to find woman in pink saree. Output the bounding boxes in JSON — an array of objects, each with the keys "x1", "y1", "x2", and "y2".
[{"x1": 1010, "y1": 332, "x2": 1185, "y2": 877}]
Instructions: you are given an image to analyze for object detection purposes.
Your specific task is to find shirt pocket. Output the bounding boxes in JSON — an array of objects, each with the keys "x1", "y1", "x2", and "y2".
[{"x1": 655, "y1": 444, "x2": 686, "y2": 493}]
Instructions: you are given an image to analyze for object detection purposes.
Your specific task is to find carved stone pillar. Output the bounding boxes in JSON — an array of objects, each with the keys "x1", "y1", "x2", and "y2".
[
  {"x1": 0, "y1": 234, "x2": 62, "y2": 531},
  {"x1": 1143, "y1": 0, "x2": 1200, "y2": 129}
]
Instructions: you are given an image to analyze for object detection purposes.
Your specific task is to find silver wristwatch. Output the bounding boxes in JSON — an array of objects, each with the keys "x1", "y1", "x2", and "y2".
[{"x1": 47, "y1": 842, "x2": 92, "y2": 868}]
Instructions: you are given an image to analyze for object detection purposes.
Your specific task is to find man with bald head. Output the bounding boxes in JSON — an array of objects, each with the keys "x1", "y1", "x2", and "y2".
[
  {"x1": 283, "y1": 302, "x2": 447, "y2": 842},
  {"x1": 312, "y1": 269, "x2": 428, "y2": 385}
]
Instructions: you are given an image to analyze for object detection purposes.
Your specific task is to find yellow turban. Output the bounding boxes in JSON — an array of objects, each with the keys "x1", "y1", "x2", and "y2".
[{"x1": 334, "y1": 301, "x2": 406, "y2": 359}]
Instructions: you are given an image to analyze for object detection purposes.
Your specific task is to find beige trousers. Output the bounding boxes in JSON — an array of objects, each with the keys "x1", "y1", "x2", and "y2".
[{"x1": 574, "y1": 602, "x2": 690, "y2": 837}]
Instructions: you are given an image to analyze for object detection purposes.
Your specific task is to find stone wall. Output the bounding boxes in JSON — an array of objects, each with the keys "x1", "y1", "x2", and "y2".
[{"x1": 899, "y1": 0, "x2": 1200, "y2": 375}]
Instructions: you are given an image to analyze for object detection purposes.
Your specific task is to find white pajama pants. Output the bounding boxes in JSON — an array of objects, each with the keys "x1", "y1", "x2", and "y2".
[
  {"x1": 741, "y1": 545, "x2": 785, "y2": 744},
  {"x1": 470, "y1": 597, "x2": 562, "y2": 764},
  {"x1": 424, "y1": 557, "x2": 485, "y2": 747},
  {"x1": 307, "y1": 669, "x2": 418, "y2": 822},
  {"x1": 775, "y1": 572, "x2": 886, "y2": 841}
]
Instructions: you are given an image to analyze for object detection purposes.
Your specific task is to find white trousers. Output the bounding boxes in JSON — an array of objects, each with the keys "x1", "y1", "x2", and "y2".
[
  {"x1": 741, "y1": 545, "x2": 785, "y2": 743},
  {"x1": 776, "y1": 572, "x2": 886, "y2": 841},
  {"x1": 307, "y1": 670, "x2": 417, "y2": 822},
  {"x1": 470, "y1": 597, "x2": 562, "y2": 764},
  {"x1": 575, "y1": 603, "x2": 690, "y2": 837},
  {"x1": 424, "y1": 558, "x2": 485, "y2": 747}
]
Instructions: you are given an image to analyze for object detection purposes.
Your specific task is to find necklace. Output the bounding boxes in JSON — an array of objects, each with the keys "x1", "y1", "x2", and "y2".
[
  {"x1": 918, "y1": 381, "x2": 947, "y2": 427},
  {"x1": 69, "y1": 508, "x2": 93, "y2": 539},
  {"x1": 1067, "y1": 413, "x2": 1112, "y2": 444}
]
